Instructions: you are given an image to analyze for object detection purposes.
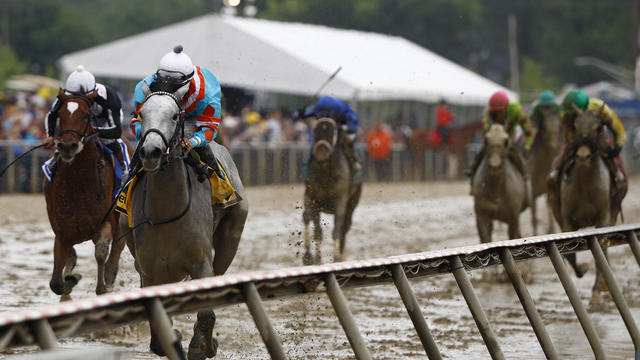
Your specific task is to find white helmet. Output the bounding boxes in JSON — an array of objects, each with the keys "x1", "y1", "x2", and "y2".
[
  {"x1": 65, "y1": 65, "x2": 96, "y2": 94},
  {"x1": 157, "y1": 45, "x2": 194, "y2": 80}
]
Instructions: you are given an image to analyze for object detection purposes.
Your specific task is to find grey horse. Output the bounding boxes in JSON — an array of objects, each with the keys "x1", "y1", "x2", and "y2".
[
  {"x1": 552, "y1": 104, "x2": 623, "y2": 292},
  {"x1": 303, "y1": 117, "x2": 362, "y2": 264},
  {"x1": 472, "y1": 124, "x2": 529, "y2": 243},
  {"x1": 125, "y1": 83, "x2": 248, "y2": 359},
  {"x1": 527, "y1": 110, "x2": 562, "y2": 235}
]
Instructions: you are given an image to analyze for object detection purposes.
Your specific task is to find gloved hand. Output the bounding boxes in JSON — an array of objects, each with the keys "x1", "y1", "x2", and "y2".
[
  {"x1": 609, "y1": 146, "x2": 622, "y2": 159},
  {"x1": 43, "y1": 136, "x2": 56, "y2": 149}
]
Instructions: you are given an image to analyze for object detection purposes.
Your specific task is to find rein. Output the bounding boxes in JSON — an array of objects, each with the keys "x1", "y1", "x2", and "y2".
[
  {"x1": 0, "y1": 144, "x2": 47, "y2": 178},
  {"x1": 115, "y1": 90, "x2": 191, "y2": 239}
]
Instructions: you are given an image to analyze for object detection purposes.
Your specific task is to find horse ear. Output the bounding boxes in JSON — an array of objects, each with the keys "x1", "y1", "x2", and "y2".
[
  {"x1": 174, "y1": 83, "x2": 190, "y2": 101},
  {"x1": 57, "y1": 88, "x2": 68, "y2": 101},
  {"x1": 597, "y1": 102, "x2": 605, "y2": 116},
  {"x1": 141, "y1": 82, "x2": 151, "y2": 97},
  {"x1": 571, "y1": 103, "x2": 583, "y2": 115},
  {"x1": 86, "y1": 91, "x2": 98, "y2": 100}
]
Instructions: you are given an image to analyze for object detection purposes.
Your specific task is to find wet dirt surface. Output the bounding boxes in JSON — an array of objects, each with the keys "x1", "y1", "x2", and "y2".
[{"x1": 1, "y1": 179, "x2": 640, "y2": 359}]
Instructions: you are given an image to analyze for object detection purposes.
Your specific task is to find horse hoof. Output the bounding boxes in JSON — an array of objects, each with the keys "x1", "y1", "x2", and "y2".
[
  {"x1": 151, "y1": 329, "x2": 182, "y2": 357},
  {"x1": 576, "y1": 264, "x2": 589, "y2": 278},
  {"x1": 59, "y1": 294, "x2": 72, "y2": 302},
  {"x1": 188, "y1": 334, "x2": 218, "y2": 360},
  {"x1": 64, "y1": 274, "x2": 82, "y2": 286}
]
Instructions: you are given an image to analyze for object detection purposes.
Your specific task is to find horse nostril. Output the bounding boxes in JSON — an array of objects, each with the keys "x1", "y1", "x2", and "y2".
[{"x1": 142, "y1": 146, "x2": 162, "y2": 160}]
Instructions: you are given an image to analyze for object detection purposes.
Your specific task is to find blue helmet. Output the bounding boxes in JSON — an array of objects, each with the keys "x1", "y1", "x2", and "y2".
[{"x1": 315, "y1": 96, "x2": 341, "y2": 117}]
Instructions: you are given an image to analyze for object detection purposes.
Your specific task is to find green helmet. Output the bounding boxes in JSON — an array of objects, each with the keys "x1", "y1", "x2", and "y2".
[
  {"x1": 562, "y1": 89, "x2": 589, "y2": 114},
  {"x1": 538, "y1": 90, "x2": 556, "y2": 106}
]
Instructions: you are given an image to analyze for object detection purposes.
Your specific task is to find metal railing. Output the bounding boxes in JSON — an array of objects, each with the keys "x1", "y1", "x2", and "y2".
[{"x1": 1, "y1": 224, "x2": 640, "y2": 359}]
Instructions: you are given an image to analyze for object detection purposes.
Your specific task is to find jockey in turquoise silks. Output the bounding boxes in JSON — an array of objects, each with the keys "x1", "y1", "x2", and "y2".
[{"x1": 130, "y1": 45, "x2": 222, "y2": 168}]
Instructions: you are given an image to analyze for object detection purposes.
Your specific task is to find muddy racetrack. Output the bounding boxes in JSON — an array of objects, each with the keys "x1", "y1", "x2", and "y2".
[{"x1": 1, "y1": 179, "x2": 640, "y2": 359}]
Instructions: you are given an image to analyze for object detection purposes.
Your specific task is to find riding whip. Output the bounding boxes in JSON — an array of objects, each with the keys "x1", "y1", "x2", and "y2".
[
  {"x1": 312, "y1": 66, "x2": 342, "y2": 100},
  {"x1": 0, "y1": 144, "x2": 47, "y2": 178}
]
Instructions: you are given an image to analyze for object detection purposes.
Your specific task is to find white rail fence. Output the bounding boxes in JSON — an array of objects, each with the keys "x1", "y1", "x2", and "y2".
[
  {"x1": 1, "y1": 224, "x2": 640, "y2": 359},
  {"x1": 0, "y1": 140, "x2": 472, "y2": 192}
]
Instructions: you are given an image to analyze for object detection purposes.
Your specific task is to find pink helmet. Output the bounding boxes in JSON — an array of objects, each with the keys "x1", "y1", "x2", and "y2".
[{"x1": 489, "y1": 91, "x2": 509, "y2": 111}]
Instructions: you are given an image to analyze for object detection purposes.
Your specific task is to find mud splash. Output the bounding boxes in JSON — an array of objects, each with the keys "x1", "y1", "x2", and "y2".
[{"x1": 0, "y1": 180, "x2": 639, "y2": 359}]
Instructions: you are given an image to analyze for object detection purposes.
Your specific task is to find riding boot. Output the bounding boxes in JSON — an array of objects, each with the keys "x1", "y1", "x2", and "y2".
[
  {"x1": 344, "y1": 138, "x2": 362, "y2": 173},
  {"x1": 42, "y1": 152, "x2": 59, "y2": 182},
  {"x1": 465, "y1": 147, "x2": 485, "y2": 178},
  {"x1": 106, "y1": 141, "x2": 128, "y2": 179},
  {"x1": 508, "y1": 148, "x2": 528, "y2": 180},
  {"x1": 604, "y1": 155, "x2": 625, "y2": 202},
  {"x1": 466, "y1": 147, "x2": 485, "y2": 195},
  {"x1": 194, "y1": 145, "x2": 225, "y2": 180}
]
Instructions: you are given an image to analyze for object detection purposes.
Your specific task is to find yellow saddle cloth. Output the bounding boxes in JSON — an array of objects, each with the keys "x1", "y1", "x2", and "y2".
[{"x1": 115, "y1": 155, "x2": 242, "y2": 228}]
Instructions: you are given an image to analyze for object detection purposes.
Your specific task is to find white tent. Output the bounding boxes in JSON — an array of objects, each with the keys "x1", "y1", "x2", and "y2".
[{"x1": 59, "y1": 14, "x2": 516, "y2": 105}]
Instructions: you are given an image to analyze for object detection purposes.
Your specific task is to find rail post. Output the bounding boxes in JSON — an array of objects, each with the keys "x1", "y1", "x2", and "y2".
[
  {"x1": 29, "y1": 319, "x2": 57, "y2": 350},
  {"x1": 30, "y1": 150, "x2": 39, "y2": 193},
  {"x1": 450, "y1": 255, "x2": 505, "y2": 360},
  {"x1": 240, "y1": 282, "x2": 287, "y2": 360},
  {"x1": 145, "y1": 298, "x2": 185, "y2": 360},
  {"x1": 499, "y1": 248, "x2": 559, "y2": 359},
  {"x1": 7, "y1": 150, "x2": 15, "y2": 193},
  {"x1": 546, "y1": 241, "x2": 605, "y2": 359},
  {"x1": 588, "y1": 236, "x2": 640, "y2": 350},
  {"x1": 391, "y1": 264, "x2": 442, "y2": 359},
  {"x1": 324, "y1": 272, "x2": 372, "y2": 360},
  {"x1": 627, "y1": 230, "x2": 640, "y2": 267}
]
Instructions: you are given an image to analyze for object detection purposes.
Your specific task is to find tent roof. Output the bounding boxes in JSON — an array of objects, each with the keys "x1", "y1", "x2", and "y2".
[{"x1": 59, "y1": 14, "x2": 516, "y2": 105}]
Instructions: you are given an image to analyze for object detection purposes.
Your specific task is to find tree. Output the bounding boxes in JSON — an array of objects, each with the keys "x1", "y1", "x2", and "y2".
[{"x1": 0, "y1": 44, "x2": 27, "y2": 90}]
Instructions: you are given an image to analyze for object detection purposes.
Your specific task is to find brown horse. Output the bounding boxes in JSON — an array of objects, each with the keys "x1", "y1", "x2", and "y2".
[
  {"x1": 44, "y1": 90, "x2": 125, "y2": 296},
  {"x1": 549, "y1": 104, "x2": 627, "y2": 290},
  {"x1": 409, "y1": 121, "x2": 483, "y2": 179},
  {"x1": 472, "y1": 124, "x2": 529, "y2": 243},
  {"x1": 527, "y1": 110, "x2": 563, "y2": 235},
  {"x1": 303, "y1": 117, "x2": 362, "y2": 264}
]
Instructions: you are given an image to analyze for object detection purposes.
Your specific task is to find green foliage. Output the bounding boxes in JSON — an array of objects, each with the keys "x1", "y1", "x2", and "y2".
[
  {"x1": 3, "y1": 0, "x2": 638, "y2": 91},
  {"x1": 519, "y1": 56, "x2": 559, "y2": 103},
  {"x1": 0, "y1": 44, "x2": 27, "y2": 90}
]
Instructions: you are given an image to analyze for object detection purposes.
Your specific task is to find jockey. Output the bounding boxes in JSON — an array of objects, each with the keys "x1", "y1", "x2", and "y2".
[
  {"x1": 43, "y1": 65, "x2": 129, "y2": 181},
  {"x1": 529, "y1": 90, "x2": 561, "y2": 131},
  {"x1": 308, "y1": 95, "x2": 361, "y2": 172},
  {"x1": 130, "y1": 45, "x2": 221, "y2": 170},
  {"x1": 466, "y1": 91, "x2": 535, "y2": 179},
  {"x1": 548, "y1": 89, "x2": 626, "y2": 187}
]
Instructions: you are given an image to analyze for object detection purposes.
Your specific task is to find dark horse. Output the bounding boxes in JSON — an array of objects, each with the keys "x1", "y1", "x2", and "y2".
[
  {"x1": 549, "y1": 104, "x2": 626, "y2": 291},
  {"x1": 303, "y1": 117, "x2": 362, "y2": 264},
  {"x1": 44, "y1": 89, "x2": 126, "y2": 297},
  {"x1": 125, "y1": 82, "x2": 248, "y2": 359},
  {"x1": 527, "y1": 110, "x2": 562, "y2": 235}
]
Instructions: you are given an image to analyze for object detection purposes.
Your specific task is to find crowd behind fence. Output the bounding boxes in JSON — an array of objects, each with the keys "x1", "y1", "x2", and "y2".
[{"x1": 0, "y1": 141, "x2": 482, "y2": 193}]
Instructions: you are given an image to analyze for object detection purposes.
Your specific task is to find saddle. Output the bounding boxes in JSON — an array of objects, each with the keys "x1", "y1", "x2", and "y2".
[{"x1": 115, "y1": 151, "x2": 242, "y2": 227}]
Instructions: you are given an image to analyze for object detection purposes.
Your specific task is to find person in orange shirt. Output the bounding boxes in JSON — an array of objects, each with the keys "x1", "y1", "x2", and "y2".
[
  {"x1": 435, "y1": 99, "x2": 454, "y2": 149},
  {"x1": 367, "y1": 121, "x2": 392, "y2": 181}
]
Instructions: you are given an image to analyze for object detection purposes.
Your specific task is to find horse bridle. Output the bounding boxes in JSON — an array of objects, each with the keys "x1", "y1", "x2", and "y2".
[
  {"x1": 138, "y1": 91, "x2": 186, "y2": 160},
  {"x1": 313, "y1": 118, "x2": 339, "y2": 155},
  {"x1": 58, "y1": 95, "x2": 97, "y2": 144},
  {"x1": 134, "y1": 90, "x2": 191, "y2": 228}
]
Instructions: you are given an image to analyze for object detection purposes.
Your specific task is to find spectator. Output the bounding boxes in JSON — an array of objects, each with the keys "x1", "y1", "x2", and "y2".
[
  {"x1": 367, "y1": 121, "x2": 392, "y2": 181},
  {"x1": 435, "y1": 99, "x2": 454, "y2": 149},
  {"x1": 265, "y1": 109, "x2": 283, "y2": 144}
]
